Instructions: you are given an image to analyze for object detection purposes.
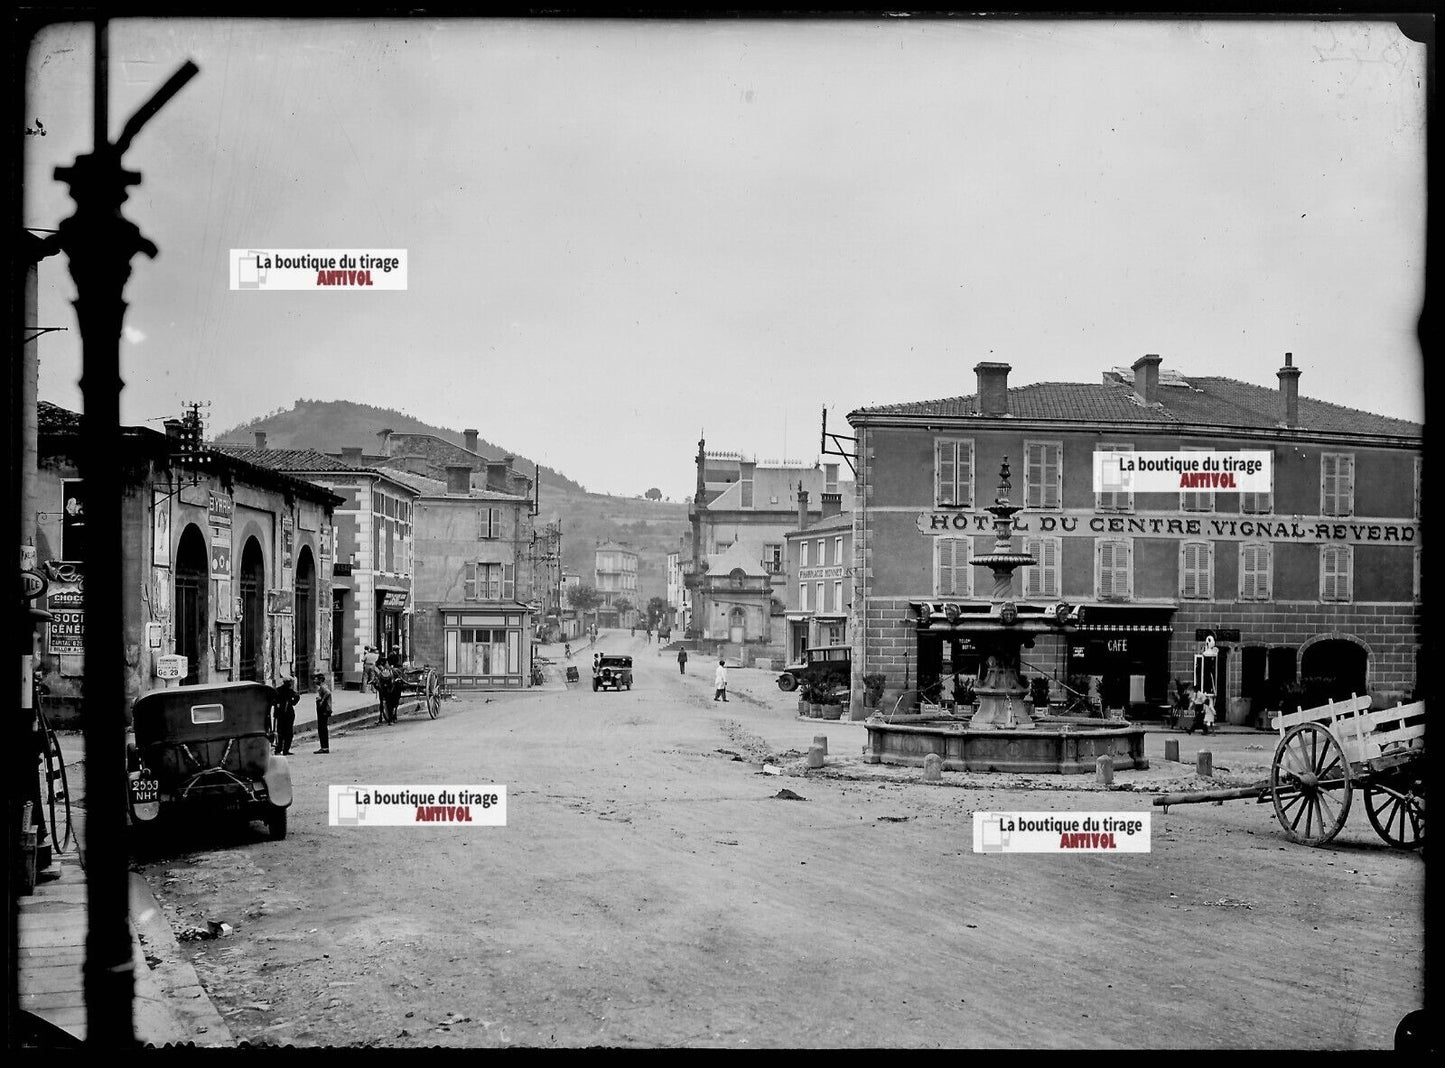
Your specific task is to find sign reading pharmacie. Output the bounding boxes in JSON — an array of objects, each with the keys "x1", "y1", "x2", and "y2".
[
  {"x1": 915, "y1": 510, "x2": 1419, "y2": 545},
  {"x1": 797, "y1": 565, "x2": 847, "y2": 581}
]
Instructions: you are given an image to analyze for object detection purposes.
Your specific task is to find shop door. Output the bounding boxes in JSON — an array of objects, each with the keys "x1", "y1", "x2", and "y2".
[
  {"x1": 295, "y1": 548, "x2": 314, "y2": 688},
  {"x1": 239, "y1": 537, "x2": 265, "y2": 681},
  {"x1": 729, "y1": 608, "x2": 746, "y2": 645}
]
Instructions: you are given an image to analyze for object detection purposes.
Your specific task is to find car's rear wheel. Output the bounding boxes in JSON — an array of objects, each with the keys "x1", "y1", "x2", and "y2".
[
  {"x1": 778, "y1": 674, "x2": 798, "y2": 692},
  {"x1": 266, "y1": 806, "x2": 288, "y2": 841},
  {"x1": 592, "y1": 679, "x2": 599, "y2": 692}
]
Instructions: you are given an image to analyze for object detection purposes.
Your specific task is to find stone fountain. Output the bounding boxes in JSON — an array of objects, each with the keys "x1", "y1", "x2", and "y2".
[{"x1": 863, "y1": 460, "x2": 1148, "y2": 774}]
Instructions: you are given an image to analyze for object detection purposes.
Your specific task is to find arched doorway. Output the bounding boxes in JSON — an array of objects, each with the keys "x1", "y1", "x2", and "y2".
[
  {"x1": 174, "y1": 524, "x2": 209, "y2": 685},
  {"x1": 295, "y1": 547, "x2": 314, "y2": 688},
  {"x1": 239, "y1": 537, "x2": 266, "y2": 681},
  {"x1": 728, "y1": 606, "x2": 746, "y2": 645},
  {"x1": 1300, "y1": 638, "x2": 1368, "y2": 707}
]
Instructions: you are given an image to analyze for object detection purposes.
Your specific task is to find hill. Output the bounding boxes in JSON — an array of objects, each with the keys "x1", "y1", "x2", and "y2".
[{"x1": 214, "y1": 399, "x2": 690, "y2": 607}]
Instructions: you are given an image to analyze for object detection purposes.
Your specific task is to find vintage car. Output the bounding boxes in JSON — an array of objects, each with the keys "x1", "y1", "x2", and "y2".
[
  {"x1": 593, "y1": 654, "x2": 634, "y2": 692},
  {"x1": 777, "y1": 645, "x2": 851, "y2": 692},
  {"x1": 127, "y1": 681, "x2": 292, "y2": 840}
]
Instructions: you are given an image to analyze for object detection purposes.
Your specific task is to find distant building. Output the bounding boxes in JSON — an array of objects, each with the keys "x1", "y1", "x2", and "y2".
[
  {"x1": 782, "y1": 499, "x2": 853, "y2": 665},
  {"x1": 594, "y1": 542, "x2": 639, "y2": 628},
  {"x1": 666, "y1": 541, "x2": 691, "y2": 636},
  {"x1": 846, "y1": 355, "x2": 1422, "y2": 719},
  {"x1": 684, "y1": 440, "x2": 854, "y2": 662},
  {"x1": 561, "y1": 572, "x2": 582, "y2": 639}
]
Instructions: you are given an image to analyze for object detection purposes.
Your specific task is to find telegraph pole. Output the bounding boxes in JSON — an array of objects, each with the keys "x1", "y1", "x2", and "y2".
[{"x1": 50, "y1": 22, "x2": 197, "y2": 1046}]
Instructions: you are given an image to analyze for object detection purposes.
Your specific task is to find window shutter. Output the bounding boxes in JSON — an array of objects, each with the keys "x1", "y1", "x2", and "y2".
[
  {"x1": 937, "y1": 441, "x2": 954, "y2": 505},
  {"x1": 957, "y1": 442, "x2": 971, "y2": 507},
  {"x1": 503, "y1": 563, "x2": 515, "y2": 600},
  {"x1": 464, "y1": 564, "x2": 477, "y2": 600}
]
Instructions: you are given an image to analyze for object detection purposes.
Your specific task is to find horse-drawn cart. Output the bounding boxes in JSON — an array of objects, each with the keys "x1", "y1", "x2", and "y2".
[
  {"x1": 377, "y1": 663, "x2": 445, "y2": 722},
  {"x1": 1154, "y1": 694, "x2": 1425, "y2": 849}
]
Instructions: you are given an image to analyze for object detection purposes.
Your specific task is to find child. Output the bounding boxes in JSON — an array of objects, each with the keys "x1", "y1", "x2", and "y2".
[
  {"x1": 313, "y1": 672, "x2": 332, "y2": 754},
  {"x1": 1201, "y1": 693, "x2": 1217, "y2": 736}
]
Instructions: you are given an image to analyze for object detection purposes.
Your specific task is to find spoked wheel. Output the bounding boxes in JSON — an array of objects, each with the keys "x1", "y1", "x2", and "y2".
[
  {"x1": 1364, "y1": 778, "x2": 1425, "y2": 849},
  {"x1": 426, "y1": 672, "x2": 441, "y2": 719},
  {"x1": 1270, "y1": 722, "x2": 1352, "y2": 846}
]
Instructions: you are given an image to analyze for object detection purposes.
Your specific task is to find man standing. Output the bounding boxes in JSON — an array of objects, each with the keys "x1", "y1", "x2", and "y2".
[
  {"x1": 274, "y1": 677, "x2": 300, "y2": 755},
  {"x1": 713, "y1": 658, "x2": 728, "y2": 702},
  {"x1": 362, "y1": 645, "x2": 379, "y2": 692},
  {"x1": 678, "y1": 647, "x2": 688, "y2": 674},
  {"x1": 313, "y1": 671, "x2": 332, "y2": 754}
]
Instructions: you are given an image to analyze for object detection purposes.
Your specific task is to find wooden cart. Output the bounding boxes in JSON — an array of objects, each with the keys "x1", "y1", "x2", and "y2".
[{"x1": 1154, "y1": 695, "x2": 1425, "y2": 849}]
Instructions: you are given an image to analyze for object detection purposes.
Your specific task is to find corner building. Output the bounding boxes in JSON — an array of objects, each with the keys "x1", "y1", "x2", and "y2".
[{"x1": 846, "y1": 355, "x2": 1422, "y2": 723}]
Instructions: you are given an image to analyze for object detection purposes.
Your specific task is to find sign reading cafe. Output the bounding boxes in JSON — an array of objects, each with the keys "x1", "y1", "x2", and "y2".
[{"x1": 916, "y1": 510, "x2": 1419, "y2": 545}]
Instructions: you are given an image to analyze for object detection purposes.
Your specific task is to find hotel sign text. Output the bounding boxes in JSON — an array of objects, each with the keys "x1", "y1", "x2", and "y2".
[{"x1": 916, "y1": 511, "x2": 1419, "y2": 545}]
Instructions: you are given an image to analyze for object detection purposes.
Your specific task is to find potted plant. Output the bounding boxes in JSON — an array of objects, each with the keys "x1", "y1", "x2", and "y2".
[
  {"x1": 818, "y1": 683, "x2": 846, "y2": 720},
  {"x1": 862, "y1": 673, "x2": 886, "y2": 710},
  {"x1": 799, "y1": 666, "x2": 832, "y2": 717}
]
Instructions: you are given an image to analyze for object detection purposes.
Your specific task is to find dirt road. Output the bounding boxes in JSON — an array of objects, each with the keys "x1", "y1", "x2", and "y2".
[{"x1": 138, "y1": 633, "x2": 1425, "y2": 1048}]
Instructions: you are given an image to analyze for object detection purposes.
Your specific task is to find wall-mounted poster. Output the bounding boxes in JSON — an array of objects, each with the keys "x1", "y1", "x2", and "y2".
[
  {"x1": 215, "y1": 578, "x2": 234, "y2": 623},
  {"x1": 152, "y1": 490, "x2": 171, "y2": 567},
  {"x1": 281, "y1": 514, "x2": 294, "y2": 572},
  {"x1": 215, "y1": 624, "x2": 233, "y2": 671}
]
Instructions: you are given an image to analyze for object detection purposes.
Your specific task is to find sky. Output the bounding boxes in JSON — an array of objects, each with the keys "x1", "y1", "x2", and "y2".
[{"x1": 22, "y1": 17, "x2": 1427, "y2": 501}]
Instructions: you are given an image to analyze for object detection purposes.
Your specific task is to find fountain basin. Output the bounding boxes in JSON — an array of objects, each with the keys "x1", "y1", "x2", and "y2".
[{"x1": 863, "y1": 716, "x2": 1148, "y2": 774}]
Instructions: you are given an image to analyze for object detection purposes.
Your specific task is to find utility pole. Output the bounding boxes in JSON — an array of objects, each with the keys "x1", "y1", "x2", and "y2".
[{"x1": 49, "y1": 22, "x2": 198, "y2": 1046}]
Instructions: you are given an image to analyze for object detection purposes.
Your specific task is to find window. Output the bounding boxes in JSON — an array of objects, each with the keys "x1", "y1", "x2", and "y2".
[
  {"x1": 446, "y1": 627, "x2": 517, "y2": 676},
  {"x1": 465, "y1": 562, "x2": 515, "y2": 600},
  {"x1": 1096, "y1": 539, "x2": 1133, "y2": 601},
  {"x1": 1239, "y1": 543, "x2": 1272, "y2": 601},
  {"x1": 1179, "y1": 541, "x2": 1213, "y2": 600},
  {"x1": 799, "y1": 582, "x2": 809, "y2": 611},
  {"x1": 833, "y1": 580, "x2": 844, "y2": 612},
  {"x1": 816, "y1": 539, "x2": 826, "y2": 566},
  {"x1": 935, "y1": 438, "x2": 974, "y2": 507},
  {"x1": 1241, "y1": 451, "x2": 1274, "y2": 515},
  {"x1": 1180, "y1": 446, "x2": 1213, "y2": 513},
  {"x1": 1319, "y1": 545, "x2": 1352, "y2": 603},
  {"x1": 1094, "y1": 444, "x2": 1133, "y2": 512},
  {"x1": 815, "y1": 583, "x2": 825, "y2": 613},
  {"x1": 1321, "y1": 454, "x2": 1354, "y2": 517},
  {"x1": 479, "y1": 507, "x2": 501, "y2": 539},
  {"x1": 934, "y1": 538, "x2": 970, "y2": 597},
  {"x1": 763, "y1": 543, "x2": 783, "y2": 574},
  {"x1": 800, "y1": 542, "x2": 809, "y2": 568},
  {"x1": 834, "y1": 536, "x2": 844, "y2": 569},
  {"x1": 1022, "y1": 536, "x2": 1060, "y2": 598},
  {"x1": 1024, "y1": 441, "x2": 1062, "y2": 510}
]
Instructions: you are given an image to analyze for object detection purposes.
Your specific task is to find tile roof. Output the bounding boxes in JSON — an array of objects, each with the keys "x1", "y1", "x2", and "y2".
[
  {"x1": 852, "y1": 373, "x2": 1421, "y2": 438},
  {"x1": 376, "y1": 466, "x2": 530, "y2": 501},
  {"x1": 209, "y1": 444, "x2": 355, "y2": 472},
  {"x1": 785, "y1": 511, "x2": 854, "y2": 538}
]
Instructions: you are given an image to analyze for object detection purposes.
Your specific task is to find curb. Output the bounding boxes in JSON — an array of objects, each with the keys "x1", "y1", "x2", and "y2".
[{"x1": 129, "y1": 873, "x2": 235, "y2": 1047}]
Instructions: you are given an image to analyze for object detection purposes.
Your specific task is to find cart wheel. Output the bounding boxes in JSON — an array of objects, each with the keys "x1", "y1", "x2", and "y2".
[
  {"x1": 266, "y1": 806, "x2": 288, "y2": 841},
  {"x1": 1271, "y1": 722, "x2": 1352, "y2": 846},
  {"x1": 1364, "y1": 781, "x2": 1424, "y2": 850},
  {"x1": 426, "y1": 672, "x2": 441, "y2": 719}
]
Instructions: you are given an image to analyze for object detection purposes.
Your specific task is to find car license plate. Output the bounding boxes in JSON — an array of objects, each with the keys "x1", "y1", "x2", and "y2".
[{"x1": 130, "y1": 773, "x2": 159, "y2": 805}]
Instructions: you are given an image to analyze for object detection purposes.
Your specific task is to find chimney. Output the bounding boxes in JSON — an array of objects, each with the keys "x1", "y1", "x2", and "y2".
[
  {"x1": 254, "y1": 431, "x2": 267, "y2": 449},
  {"x1": 464, "y1": 428, "x2": 479, "y2": 453},
  {"x1": 407, "y1": 455, "x2": 430, "y2": 475},
  {"x1": 1277, "y1": 352, "x2": 1301, "y2": 427},
  {"x1": 797, "y1": 482, "x2": 810, "y2": 531},
  {"x1": 486, "y1": 460, "x2": 510, "y2": 492},
  {"x1": 163, "y1": 418, "x2": 184, "y2": 441},
  {"x1": 377, "y1": 428, "x2": 394, "y2": 456},
  {"x1": 341, "y1": 446, "x2": 363, "y2": 464},
  {"x1": 1132, "y1": 353, "x2": 1162, "y2": 406},
  {"x1": 820, "y1": 492, "x2": 842, "y2": 519},
  {"x1": 446, "y1": 464, "x2": 471, "y2": 494},
  {"x1": 974, "y1": 362, "x2": 1011, "y2": 416}
]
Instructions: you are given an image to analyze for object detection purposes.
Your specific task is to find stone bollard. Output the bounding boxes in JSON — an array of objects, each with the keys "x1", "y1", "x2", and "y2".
[
  {"x1": 807, "y1": 744, "x2": 825, "y2": 769},
  {"x1": 1095, "y1": 755, "x2": 1114, "y2": 785},
  {"x1": 1196, "y1": 750, "x2": 1213, "y2": 777},
  {"x1": 812, "y1": 735, "x2": 828, "y2": 756},
  {"x1": 922, "y1": 753, "x2": 943, "y2": 781},
  {"x1": 1164, "y1": 738, "x2": 1180, "y2": 762}
]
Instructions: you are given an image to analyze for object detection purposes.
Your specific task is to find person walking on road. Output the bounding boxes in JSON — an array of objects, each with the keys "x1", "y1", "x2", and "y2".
[
  {"x1": 313, "y1": 672, "x2": 333, "y2": 753},
  {"x1": 713, "y1": 659, "x2": 728, "y2": 702},
  {"x1": 274, "y1": 676, "x2": 300, "y2": 755},
  {"x1": 678, "y1": 647, "x2": 688, "y2": 674}
]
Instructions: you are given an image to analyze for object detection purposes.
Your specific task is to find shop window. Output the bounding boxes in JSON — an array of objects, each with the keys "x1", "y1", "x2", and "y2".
[
  {"x1": 1095, "y1": 539, "x2": 1132, "y2": 601},
  {"x1": 1094, "y1": 444, "x2": 1133, "y2": 512},
  {"x1": 934, "y1": 538, "x2": 970, "y2": 597},
  {"x1": 446, "y1": 628, "x2": 517, "y2": 675},
  {"x1": 935, "y1": 438, "x2": 974, "y2": 508},
  {"x1": 1022, "y1": 536, "x2": 1060, "y2": 598},
  {"x1": 1179, "y1": 541, "x2": 1213, "y2": 600},
  {"x1": 1239, "y1": 543, "x2": 1272, "y2": 601},
  {"x1": 1179, "y1": 446, "x2": 1214, "y2": 513},
  {"x1": 1321, "y1": 453, "x2": 1355, "y2": 517},
  {"x1": 1319, "y1": 544, "x2": 1353, "y2": 603},
  {"x1": 1024, "y1": 440, "x2": 1062, "y2": 510}
]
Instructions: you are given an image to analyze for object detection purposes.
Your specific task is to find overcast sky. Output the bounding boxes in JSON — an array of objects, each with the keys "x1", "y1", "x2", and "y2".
[{"x1": 23, "y1": 17, "x2": 1426, "y2": 500}]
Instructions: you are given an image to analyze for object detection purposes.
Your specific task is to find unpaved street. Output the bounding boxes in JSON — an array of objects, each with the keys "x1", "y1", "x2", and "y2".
[{"x1": 138, "y1": 634, "x2": 1425, "y2": 1049}]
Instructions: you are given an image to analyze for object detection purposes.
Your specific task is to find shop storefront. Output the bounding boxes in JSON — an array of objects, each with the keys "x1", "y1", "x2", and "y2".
[
  {"x1": 377, "y1": 588, "x2": 410, "y2": 661},
  {"x1": 1064, "y1": 608, "x2": 1176, "y2": 717},
  {"x1": 438, "y1": 605, "x2": 533, "y2": 689}
]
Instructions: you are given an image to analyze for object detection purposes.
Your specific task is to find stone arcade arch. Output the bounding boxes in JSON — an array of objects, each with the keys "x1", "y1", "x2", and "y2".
[
  {"x1": 173, "y1": 524, "x2": 209, "y2": 685},
  {"x1": 239, "y1": 537, "x2": 266, "y2": 681},
  {"x1": 1298, "y1": 633, "x2": 1370, "y2": 706},
  {"x1": 295, "y1": 546, "x2": 315, "y2": 688}
]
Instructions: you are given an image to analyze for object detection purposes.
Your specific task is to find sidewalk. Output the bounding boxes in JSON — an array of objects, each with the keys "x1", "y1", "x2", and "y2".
[{"x1": 17, "y1": 732, "x2": 233, "y2": 1047}]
